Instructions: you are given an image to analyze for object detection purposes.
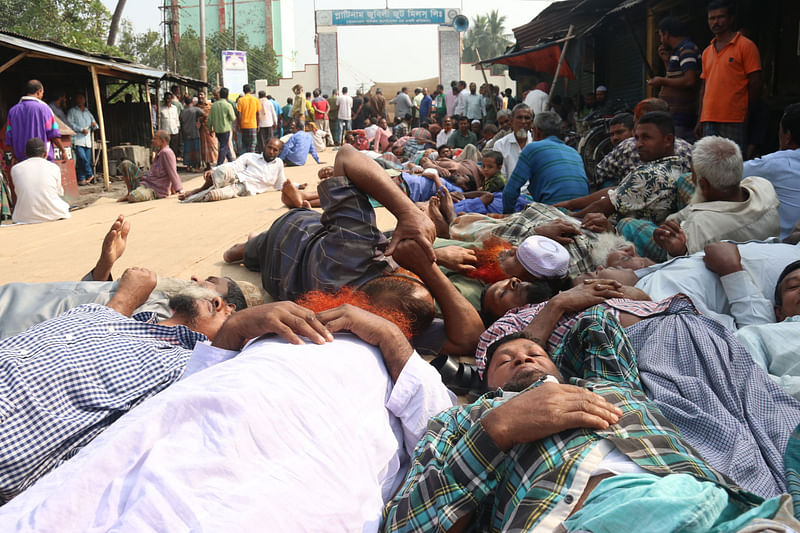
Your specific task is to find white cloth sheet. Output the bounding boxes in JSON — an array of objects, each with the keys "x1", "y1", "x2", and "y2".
[{"x1": 0, "y1": 335, "x2": 454, "y2": 532}]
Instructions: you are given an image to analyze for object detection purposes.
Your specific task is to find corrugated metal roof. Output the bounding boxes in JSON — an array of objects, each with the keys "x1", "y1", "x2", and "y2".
[
  {"x1": 511, "y1": 0, "x2": 637, "y2": 48},
  {"x1": 0, "y1": 31, "x2": 205, "y2": 86}
]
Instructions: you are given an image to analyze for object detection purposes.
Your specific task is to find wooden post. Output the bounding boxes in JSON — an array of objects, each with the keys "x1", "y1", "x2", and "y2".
[
  {"x1": 547, "y1": 24, "x2": 575, "y2": 111},
  {"x1": 474, "y1": 49, "x2": 497, "y2": 115},
  {"x1": 145, "y1": 82, "x2": 155, "y2": 137},
  {"x1": 90, "y1": 65, "x2": 111, "y2": 191},
  {"x1": 0, "y1": 52, "x2": 26, "y2": 75}
]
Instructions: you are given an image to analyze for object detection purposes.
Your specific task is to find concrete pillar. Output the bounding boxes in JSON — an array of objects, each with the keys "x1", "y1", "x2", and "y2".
[
  {"x1": 318, "y1": 28, "x2": 339, "y2": 93},
  {"x1": 438, "y1": 26, "x2": 461, "y2": 86}
]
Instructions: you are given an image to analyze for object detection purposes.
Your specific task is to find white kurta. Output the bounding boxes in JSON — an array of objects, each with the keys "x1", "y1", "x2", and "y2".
[
  {"x1": 0, "y1": 335, "x2": 454, "y2": 532},
  {"x1": 11, "y1": 157, "x2": 70, "y2": 224}
]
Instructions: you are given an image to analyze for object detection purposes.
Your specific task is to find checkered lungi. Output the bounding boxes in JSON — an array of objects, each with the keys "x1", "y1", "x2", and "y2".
[
  {"x1": 240, "y1": 128, "x2": 258, "y2": 153},
  {"x1": 119, "y1": 160, "x2": 157, "y2": 203}
]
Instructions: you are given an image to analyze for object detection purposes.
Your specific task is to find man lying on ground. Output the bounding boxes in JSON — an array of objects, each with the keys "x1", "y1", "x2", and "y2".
[
  {"x1": 0, "y1": 264, "x2": 316, "y2": 502},
  {"x1": 473, "y1": 283, "x2": 800, "y2": 500},
  {"x1": 0, "y1": 215, "x2": 255, "y2": 339},
  {"x1": 224, "y1": 144, "x2": 484, "y2": 355},
  {"x1": 592, "y1": 239, "x2": 800, "y2": 330},
  {"x1": 179, "y1": 138, "x2": 286, "y2": 202},
  {"x1": 0, "y1": 304, "x2": 454, "y2": 532},
  {"x1": 118, "y1": 130, "x2": 183, "y2": 203},
  {"x1": 382, "y1": 304, "x2": 800, "y2": 531}
]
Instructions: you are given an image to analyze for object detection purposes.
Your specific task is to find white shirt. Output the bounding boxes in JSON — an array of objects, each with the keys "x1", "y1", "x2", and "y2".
[
  {"x1": 436, "y1": 128, "x2": 454, "y2": 147},
  {"x1": 743, "y1": 148, "x2": 800, "y2": 239},
  {"x1": 635, "y1": 241, "x2": 800, "y2": 330},
  {"x1": 11, "y1": 157, "x2": 70, "y2": 224},
  {"x1": 158, "y1": 104, "x2": 179, "y2": 134},
  {"x1": 453, "y1": 88, "x2": 469, "y2": 116},
  {"x1": 494, "y1": 131, "x2": 533, "y2": 177},
  {"x1": 230, "y1": 152, "x2": 286, "y2": 194},
  {"x1": 0, "y1": 335, "x2": 454, "y2": 532},
  {"x1": 337, "y1": 94, "x2": 353, "y2": 120},
  {"x1": 364, "y1": 124, "x2": 379, "y2": 140},
  {"x1": 524, "y1": 89, "x2": 549, "y2": 114},
  {"x1": 667, "y1": 176, "x2": 780, "y2": 254},
  {"x1": 257, "y1": 96, "x2": 277, "y2": 128}
]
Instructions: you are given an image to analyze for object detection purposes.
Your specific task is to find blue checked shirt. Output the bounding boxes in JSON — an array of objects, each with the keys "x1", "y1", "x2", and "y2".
[
  {"x1": 0, "y1": 304, "x2": 206, "y2": 503},
  {"x1": 382, "y1": 308, "x2": 764, "y2": 532}
]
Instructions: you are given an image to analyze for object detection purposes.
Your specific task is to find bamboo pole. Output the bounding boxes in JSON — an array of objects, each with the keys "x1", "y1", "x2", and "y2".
[
  {"x1": 0, "y1": 52, "x2": 26, "y2": 75},
  {"x1": 547, "y1": 24, "x2": 575, "y2": 111},
  {"x1": 90, "y1": 65, "x2": 111, "y2": 191},
  {"x1": 474, "y1": 49, "x2": 497, "y2": 115}
]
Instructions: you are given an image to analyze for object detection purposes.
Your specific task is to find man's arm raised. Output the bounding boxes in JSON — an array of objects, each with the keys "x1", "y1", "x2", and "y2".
[{"x1": 334, "y1": 144, "x2": 436, "y2": 260}]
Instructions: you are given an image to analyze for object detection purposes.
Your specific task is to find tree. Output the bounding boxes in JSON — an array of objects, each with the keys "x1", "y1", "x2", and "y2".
[
  {"x1": 0, "y1": 0, "x2": 117, "y2": 55},
  {"x1": 461, "y1": 10, "x2": 511, "y2": 70},
  {"x1": 118, "y1": 21, "x2": 163, "y2": 69},
  {"x1": 107, "y1": 0, "x2": 128, "y2": 46},
  {"x1": 176, "y1": 29, "x2": 279, "y2": 87}
]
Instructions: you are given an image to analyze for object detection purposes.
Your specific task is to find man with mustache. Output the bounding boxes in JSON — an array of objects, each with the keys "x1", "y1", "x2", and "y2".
[{"x1": 492, "y1": 103, "x2": 533, "y2": 178}]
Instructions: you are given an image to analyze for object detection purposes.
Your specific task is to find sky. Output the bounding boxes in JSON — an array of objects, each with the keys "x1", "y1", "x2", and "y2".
[{"x1": 101, "y1": 0, "x2": 555, "y2": 88}]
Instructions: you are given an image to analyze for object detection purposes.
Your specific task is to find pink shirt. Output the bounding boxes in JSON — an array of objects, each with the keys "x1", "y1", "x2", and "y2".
[{"x1": 140, "y1": 146, "x2": 182, "y2": 197}]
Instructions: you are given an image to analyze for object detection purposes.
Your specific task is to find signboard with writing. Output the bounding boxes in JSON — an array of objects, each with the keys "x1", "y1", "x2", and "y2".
[{"x1": 325, "y1": 9, "x2": 446, "y2": 26}]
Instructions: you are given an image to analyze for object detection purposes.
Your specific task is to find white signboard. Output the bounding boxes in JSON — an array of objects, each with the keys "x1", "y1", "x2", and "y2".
[{"x1": 222, "y1": 50, "x2": 248, "y2": 97}]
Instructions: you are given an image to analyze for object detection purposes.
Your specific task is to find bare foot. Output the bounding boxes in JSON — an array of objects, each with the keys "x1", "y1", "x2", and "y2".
[
  {"x1": 297, "y1": 183, "x2": 308, "y2": 190},
  {"x1": 92, "y1": 214, "x2": 131, "y2": 281},
  {"x1": 302, "y1": 200, "x2": 312, "y2": 208},
  {"x1": 427, "y1": 196, "x2": 450, "y2": 239},
  {"x1": 116, "y1": 195, "x2": 129, "y2": 203},
  {"x1": 281, "y1": 180, "x2": 305, "y2": 208},
  {"x1": 437, "y1": 187, "x2": 456, "y2": 225},
  {"x1": 223, "y1": 242, "x2": 246, "y2": 263}
]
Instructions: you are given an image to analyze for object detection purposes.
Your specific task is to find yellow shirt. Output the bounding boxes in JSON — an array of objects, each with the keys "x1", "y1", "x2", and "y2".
[{"x1": 237, "y1": 94, "x2": 260, "y2": 129}]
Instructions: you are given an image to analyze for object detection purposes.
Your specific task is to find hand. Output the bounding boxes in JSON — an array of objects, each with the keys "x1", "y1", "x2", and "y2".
[
  {"x1": 91, "y1": 121, "x2": 98, "y2": 128},
  {"x1": 385, "y1": 207, "x2": 437, "y2": 261},
  {"x1": 703, "y1": 242, "x2": 743, "y2": 277},
  {"x1": 435, "y1": 245, "x2": 477, "y2": 273},
  {"x1": 81, "y1": 128, "x2": 89, "y2": 134},
  {"x1": 653, "y1": 220, "x2": 688, "y2": 256},
  {"x1": 107, "y1": 266, "x2": 157, "y2": 316},
  {"x1": 551, "y1": 279, "x2": 625, "y2": 313},
  {"x1": 657, "y1": 44, "x2": 671, "y2": 63},
  {"x1": 450, "y1": 191, "x2": 465, "y2": 202},
  {"x1": 481, "y1": 382, "x2": 622, "y2": 451},
  {"x1": 391, "y1": 238, "x2": 436, "y2": 275},
  {"x1": 534, "y1": 219, "x2": 581, "y2": 244},
  {"x1": 694, "y1": 121, "x2": 703, "y2": 141},
  {"x1": 580, "y1": 213, "x2": 613, "y2": 233},
  {"x1": 552, "y1": 199, "x2": 575, "y2": 210},
  {"x1": 212, "y1": 301, "x2": 333, "y2": 351},
  {"x1": 316, "y1": 304, "x2": 412, "y2": 382}
]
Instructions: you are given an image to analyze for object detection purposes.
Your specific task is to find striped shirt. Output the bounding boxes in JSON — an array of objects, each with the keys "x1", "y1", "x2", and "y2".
[
  {"x1": 382, "y1": 307, "x2": 759, "y2": 532},
  {"x1": 502, "y1": 136, "x2": 589, "y2": 212},
  {"x1": 0, "y1": 304, "x2": 206, "y2": 503}
]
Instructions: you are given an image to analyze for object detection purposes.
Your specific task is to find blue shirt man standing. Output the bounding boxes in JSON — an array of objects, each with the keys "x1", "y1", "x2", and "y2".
[{"x1": 502, "y1": 112, "x2": 588, "y2": 212}]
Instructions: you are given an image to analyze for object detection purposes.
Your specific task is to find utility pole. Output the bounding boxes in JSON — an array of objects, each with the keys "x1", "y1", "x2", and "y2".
[
  {"x1": 199, "y1": 0, "x2": 207, "y2": 82},
  {"x1": 232, "y1": 0, "x2": 237, "y2": 50}
]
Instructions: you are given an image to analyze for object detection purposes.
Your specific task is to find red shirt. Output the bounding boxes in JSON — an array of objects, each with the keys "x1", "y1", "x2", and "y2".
[{"x1": 312, "y1": 98, "x2": 329, "y2": 120}]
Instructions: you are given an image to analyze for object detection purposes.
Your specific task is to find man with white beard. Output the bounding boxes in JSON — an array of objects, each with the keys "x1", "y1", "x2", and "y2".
[
  {"x1": 652, "y1": 135, "x2": 779, "y2": 256},
  {"x1": 492, "y1": 103, "x2": 533, "y2": 177}
]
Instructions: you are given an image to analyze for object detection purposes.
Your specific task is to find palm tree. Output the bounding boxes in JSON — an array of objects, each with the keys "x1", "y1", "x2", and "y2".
[{"x1": 461, "y1": 10, "x2": 510, "y2": 64}]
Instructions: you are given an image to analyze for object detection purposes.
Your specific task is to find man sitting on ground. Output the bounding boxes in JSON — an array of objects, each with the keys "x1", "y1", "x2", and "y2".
[
  {"x1": 223, "y1": 145, "x2": 484, "y2": 355},
  {"x1": 446, "y1": 116, "x2": 478, "y2": 150},
  {"x1": 118, "y1": 130, "x2": 183, "y2": 202},
  {"x1": 10, "y1": 138, "x2": 70, "y2": 224},
  {"x1": 382, "y1": 306, "x2": 800, "y2": 531},
  {"x1": 594, "y1": 98, "x2": 693, "y2": 187},
  {"x1": 279, "y1": 120, "x2": 323, "y2": 167},
  {"x1": 742, "y1": 102, "x2": 800, "y2": 239},
  {"x1": 180, "y1": 138, "x2": 286, "y2": 202},
  {"x1": 501, "y1": 111, "x2": 589, "y2": 211},
  {"x1": 558, "y1": 112, "x2": 688, "y2": 226},
  {"x1": 653, "y1": 136, "x2": 779, "y2": 256}
]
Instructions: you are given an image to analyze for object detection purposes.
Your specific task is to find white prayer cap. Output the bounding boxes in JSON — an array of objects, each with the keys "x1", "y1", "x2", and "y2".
[
  {"x1": 595, "y1": 85, "x2": 608, "y2": 93},
  {"x1": 516, "y1": 235, "x2": 570, "y2": 278}
]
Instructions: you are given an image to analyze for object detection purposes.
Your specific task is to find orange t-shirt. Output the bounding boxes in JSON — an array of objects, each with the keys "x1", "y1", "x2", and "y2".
[
  {"x1": 236, "y1": 93, "x2": 260, "y2": 129},
  {"x1": 700, "y1": 32, "x2": 761, "y2": 123}
]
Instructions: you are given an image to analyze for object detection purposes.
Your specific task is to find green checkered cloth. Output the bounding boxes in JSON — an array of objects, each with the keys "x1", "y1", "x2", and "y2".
[{"x1": 382, "y1": 307, "x2": 766, "y2": 532}]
